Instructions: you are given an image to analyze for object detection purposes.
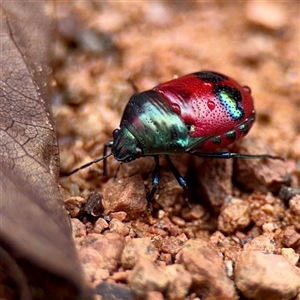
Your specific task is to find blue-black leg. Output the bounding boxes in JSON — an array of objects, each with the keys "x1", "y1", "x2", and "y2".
[
  {"x1": 165, "y1": 155, "x2": 191, "y2": 208},
  {"x1": 147, "y1": 155, "x2": 160, "y2": 210}
]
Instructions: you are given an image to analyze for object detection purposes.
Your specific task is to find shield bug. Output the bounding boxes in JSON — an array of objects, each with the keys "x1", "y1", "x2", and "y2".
[{"x1": 69, "y1": 71, "x2": 281, "y2": 206}]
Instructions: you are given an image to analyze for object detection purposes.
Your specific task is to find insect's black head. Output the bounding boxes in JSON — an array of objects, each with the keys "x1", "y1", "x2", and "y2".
[{"x1": 111, "y1": 128, "x2": 144, "y2": 162}]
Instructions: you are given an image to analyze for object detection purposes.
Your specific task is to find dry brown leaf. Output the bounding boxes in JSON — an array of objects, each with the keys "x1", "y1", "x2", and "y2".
[{"x1": 0, "y1": 2, "x2": 92, "y2": 299}]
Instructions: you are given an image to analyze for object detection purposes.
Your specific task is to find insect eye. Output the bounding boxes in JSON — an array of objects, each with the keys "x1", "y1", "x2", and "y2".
[
  {"x1": 113, "y1": 129, "x2": 119, "y2": 138},
  {"x1": 133, "y1": 147, "x2": 143, "y2": 159},
  {"x1": 185, "y1": 123, "x2": 195, "y2": 133}
]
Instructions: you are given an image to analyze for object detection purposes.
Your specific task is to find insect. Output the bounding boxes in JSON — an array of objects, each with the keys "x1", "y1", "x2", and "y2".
[{"x1": 70, "y1": 71, "x2": 281, "y2": 206}]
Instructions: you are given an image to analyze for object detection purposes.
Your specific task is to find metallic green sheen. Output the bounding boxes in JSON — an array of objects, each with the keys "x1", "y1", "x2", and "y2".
[{"x1": 111, "y1": 90, "x2": 206, "y2": 162}]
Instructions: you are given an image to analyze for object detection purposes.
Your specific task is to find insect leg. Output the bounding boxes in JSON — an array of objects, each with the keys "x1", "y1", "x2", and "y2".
[
  {"x1": 147, "y1": 155, "x2": 160, "y2": 209},
  {"x1": 103, "y1": 140, "x2": 114, "y2": 176},
  {"x1": 189, "y1": 151, "x2": 282, "y2": 160},
  {"x1": 113, "y1": 163, "x2": 123, "y2": 181},
  {"x1": 165, "y1": 155, "x2": 191, "y2": 208}
]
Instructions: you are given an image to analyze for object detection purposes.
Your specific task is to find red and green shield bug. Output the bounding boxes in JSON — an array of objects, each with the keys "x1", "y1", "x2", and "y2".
[{"x1": 70, "y1": 71, "x2": 281, "y2": 206}]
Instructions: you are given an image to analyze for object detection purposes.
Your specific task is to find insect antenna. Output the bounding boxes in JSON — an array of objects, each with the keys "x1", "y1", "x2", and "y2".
[
  {"x1": 68, "y1": 153, "x2": 113, "y2": 176},
  {"x1": 189, "y1": 151, "x2": 283, "y2": 160},
  {"x1": 126, "y1": 77, "x2": 140, "y2": 93}
]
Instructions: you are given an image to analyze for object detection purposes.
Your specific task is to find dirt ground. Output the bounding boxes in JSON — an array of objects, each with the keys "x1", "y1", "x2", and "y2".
[{"x1": 54, "y1": 2, "x2": 299, "y2": 300}]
